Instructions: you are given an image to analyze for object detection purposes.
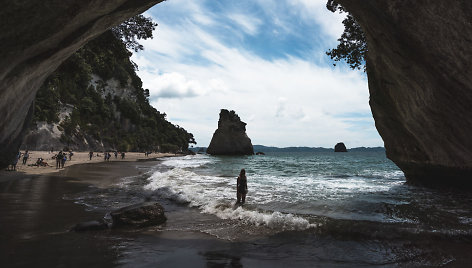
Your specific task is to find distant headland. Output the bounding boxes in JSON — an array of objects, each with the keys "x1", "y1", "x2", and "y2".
[{"x1": 192, "y1": 145, "x2": 385, "y2": 153}]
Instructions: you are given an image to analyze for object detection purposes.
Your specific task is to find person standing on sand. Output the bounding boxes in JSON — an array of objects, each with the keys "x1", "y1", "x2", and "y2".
[
  {"x1": 61, "y1": 154, "x2": 66, "y2": 168},
  {"x1": 10, "y1": 151, "x2": 20, "y2": 171},
  {"x1": 56, "y1": 151, "x2": 63, "y2": 169},
  {"x1": 236, "y1": 169, "x2": 248, "y2": 204},
  {"x1": 121, "y1": 152, "x2": 125, "y2": 159},
  {"x1": 89, "y1": 151, "x2": 93, "y2": 160},
  {"x1": 22, "y1": 150, "x2": 29, "y2": 165},
  {"x1": 114, "y1": 151, "x2": 117, "y2": 159}
]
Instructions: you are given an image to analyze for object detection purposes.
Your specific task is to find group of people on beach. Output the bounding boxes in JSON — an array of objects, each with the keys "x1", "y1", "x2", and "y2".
[
  {"x1": 54, "y1": 151, "x2": 69, "y2": 169},
  {"x1": 88, "y1": 151, "x2": 126, "y2": 161},
  {"x1": 7, "y1": 150, "x2": 33, "y2": 171},
  {"x1": 7, "y1": 150, "x2": 59, "y2": 171}
]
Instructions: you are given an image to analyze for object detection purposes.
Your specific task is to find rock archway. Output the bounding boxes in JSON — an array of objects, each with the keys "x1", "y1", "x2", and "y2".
[
  {"x1": 0, "y1": 0, "x2": 163, "y2": 168},
  {"x1": 1, "y1": 1, "x2": 471, "y2": 186},
  {"x1": 338, "y1": 0, "x2": 472, "y2": 186}
]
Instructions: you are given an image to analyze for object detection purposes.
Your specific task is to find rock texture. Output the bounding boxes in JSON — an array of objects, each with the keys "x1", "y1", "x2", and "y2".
[
  {"x1": 71, "y1": 220, "x2": 110, "y2": 232},
  {"x1": 334, "y1": 143, "x2": 347, "y2": 153},
  {"x1": 20, "y1": 76, "x2": 140, "y2": 152},
  {"x1": 207, "y1": 110, "x2": 254, "y2": 155},
  {"x1": 110, "y1": 202, "x2": 166, "y2": 228},
  {"x1": 338, "y1": 0, "x2": 472, "y2": 186},
  {"x1": 0, "y1": 0, "x2": 163, "y2": 168}
]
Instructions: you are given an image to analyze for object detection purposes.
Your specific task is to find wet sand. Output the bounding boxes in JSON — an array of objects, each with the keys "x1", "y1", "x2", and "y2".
[
  {"x1": 0, "y1": 157, "x2": 268, "y2": 267},
  {"x1": 3, "y1": 157, "x2": 472, "y2": 267},
  {"x1": 0, "y1": 158, "x2": 339, "y2": 267},
  {"x1": 0, "y1": 160, "x2": 309, "y2": 267},
  {"x1": 0, "y1": 160, "x2": 224, "y2": 267}
]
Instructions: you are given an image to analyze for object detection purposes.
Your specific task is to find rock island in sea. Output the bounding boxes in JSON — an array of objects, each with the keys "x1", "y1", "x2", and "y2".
[{"x1": 206, "y1": 109, "x2": 254, "y2": 155}]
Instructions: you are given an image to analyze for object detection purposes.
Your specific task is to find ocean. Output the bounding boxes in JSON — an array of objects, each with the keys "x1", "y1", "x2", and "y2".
[{"x1": 70, "y1": 152, "x2": 472, "y2": 266}]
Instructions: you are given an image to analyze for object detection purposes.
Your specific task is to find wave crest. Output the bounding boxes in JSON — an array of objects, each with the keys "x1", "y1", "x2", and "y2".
[{"x1": 144, "y1": 168, "x2": 316, "y2": 231}]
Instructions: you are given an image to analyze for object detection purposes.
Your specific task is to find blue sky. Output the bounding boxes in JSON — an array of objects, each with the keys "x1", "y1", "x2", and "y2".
[{"x1": 132, "y1": 0, "x2": 383, "y2": 148}]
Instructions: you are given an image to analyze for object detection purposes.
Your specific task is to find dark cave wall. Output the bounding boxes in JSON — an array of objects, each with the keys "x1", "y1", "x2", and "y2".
[
  {"x1": 0, "y1": 0, "x2": 163, "y2": 168},
  {"x1": 339, "y1": 0, "x2": 472, "y2": 185}
]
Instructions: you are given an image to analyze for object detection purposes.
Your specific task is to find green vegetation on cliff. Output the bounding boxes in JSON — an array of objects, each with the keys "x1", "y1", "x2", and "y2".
[
  {"x1": 326, "y1": 0, "x2": 366, "y2": 71},
  {"x1": 33, "y1": 16, "x2": 196, "y2": 152}
]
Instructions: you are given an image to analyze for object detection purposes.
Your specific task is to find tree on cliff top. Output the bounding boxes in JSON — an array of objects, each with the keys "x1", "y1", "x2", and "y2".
[
  {"x1": 112, "y1": 15, "x2": 157, "y2": 52},
  {"x1": 326, "y1": 0, "x2": 367, "y2": 71}
]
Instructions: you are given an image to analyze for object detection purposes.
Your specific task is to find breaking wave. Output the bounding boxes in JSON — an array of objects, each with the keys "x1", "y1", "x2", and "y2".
[{"x1": 144, "y1": 168, "x2": 316, "y2": 231}]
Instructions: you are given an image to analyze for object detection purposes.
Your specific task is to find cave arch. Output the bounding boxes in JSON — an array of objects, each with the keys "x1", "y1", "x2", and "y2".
[
  {"x1": 1, "y1": 1, "x2": 472, "y2": 187},
  {"x1": 338, "y1": 0, "x2": 472, "y2": 186}
]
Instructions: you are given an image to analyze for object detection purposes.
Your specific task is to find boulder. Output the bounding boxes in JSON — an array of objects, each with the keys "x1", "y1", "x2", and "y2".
[
  {"x1": 334, "y1": 143, "x2": 348, "y2": 152},
  {"x1": 338, "y1": 1, "x2": 472, "y2": 186},
  {"x1": 71, "y1": 219, "x2": 110, "y2": 232},
  {"x1": 207, "y1": 110, "x2": 254, "y2": 155},
  {"x1": 110, "y1": 202, "x2": 166, "y2": 228}
]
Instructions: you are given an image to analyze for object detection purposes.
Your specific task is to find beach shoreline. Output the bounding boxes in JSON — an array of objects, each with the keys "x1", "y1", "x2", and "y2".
[
  {"x1": 3, "y1": 152, "x2": 472, "y2": 267},
  {"x1": 1, "y1": 153, "x2": 299, "y2": 267},
  {"x1": 0, "y1": 155, "x2": 232, "y2": 267},
  {"x1": 6, "y1": 151, "x2": 182, "y2": 176}
]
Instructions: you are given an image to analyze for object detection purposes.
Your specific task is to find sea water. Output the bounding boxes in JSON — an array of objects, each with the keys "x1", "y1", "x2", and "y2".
[
  {"x1": 65, "y1": 152, "x2": 472, "y2": 265},
  {"x1": 144, "y1": 152, "x2": 472, "y2": 238}
]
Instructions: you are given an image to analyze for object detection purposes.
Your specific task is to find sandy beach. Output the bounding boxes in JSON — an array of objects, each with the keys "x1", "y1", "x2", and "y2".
[
  {"x1": 0, "y1": 153, "x2": 328, "y2": 267},
  {"x1": 0, "y1": 155, "x2": 231, "y2": 267},
  {"x1": 9, "y1": 151, "x2": 180, "y2": 175},
  {"x1": 3, "y1": 152, "x2": 472, "y2": 267}
]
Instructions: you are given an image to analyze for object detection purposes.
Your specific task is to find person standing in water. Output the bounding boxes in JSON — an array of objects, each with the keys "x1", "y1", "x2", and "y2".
[{"x1": 236, "y1": 169, "x2": 248, "y2": 204}]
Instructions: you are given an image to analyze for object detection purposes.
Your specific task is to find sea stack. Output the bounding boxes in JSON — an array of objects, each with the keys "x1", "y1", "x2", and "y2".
[
  {"x1": 334, "y1": 142, "x2": 348, "y2": 152},
  {"x1": 207, "y1": 109, "x2": 254, "y2": 155}
]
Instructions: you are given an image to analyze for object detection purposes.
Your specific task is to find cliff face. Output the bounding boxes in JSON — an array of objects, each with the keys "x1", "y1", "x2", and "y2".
[
  {"x1": 0, "y1": 0, "x2": 162, "y2": 167},
  {"x1": 21, "y1": 77, "x2": 135, "y2": 152},
  {"x1": 20, "y1": 31, "x2": 195, "y2": 153},
  {"x1": 339, "y1": 1, "x2": 472, "y2": 186},
  {"x1": 207, "y1": 110, "x2": 254, "y2": 156}
]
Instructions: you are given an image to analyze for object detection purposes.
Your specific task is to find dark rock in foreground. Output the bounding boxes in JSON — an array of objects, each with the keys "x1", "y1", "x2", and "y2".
[
  {"x1": 110, "y1": 202, "x2": 166, "y2": 228},
  {"x1": 71, "y1": 220, "x2": 110, "y2": 232},
  {"x1": 207, "y1": 109, "x2": 254, "y2": 155},
  {"x1": 338, "y1": 0, "x2": 472, "y2": 186},
  {"x1": 72, "y1": 202, "x2": 167, "y2": 232},
  {"x1": 334, "y1": 143, "x2": 348, "y2": 152}
]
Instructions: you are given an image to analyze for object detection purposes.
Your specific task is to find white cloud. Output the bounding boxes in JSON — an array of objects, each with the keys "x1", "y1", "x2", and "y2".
[
  {"x1": 227, "y1": 13, "x2": 263, "y2": 36},
  {"x1": 131, "y1": 0, "x2": 382, "y2": 148},
  {"x1": 149, "y1": 72, "x2": 203, "y2": 99},
  {"x1": 288, "y1": 0, "x2": 346, "y2": 40},
  {"x1": 275, "y1": 97, "x2": 287, "y2": 118}
]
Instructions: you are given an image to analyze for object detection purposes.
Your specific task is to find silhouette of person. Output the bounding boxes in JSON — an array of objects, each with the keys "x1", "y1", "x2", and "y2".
[{"x1": 236, "y1": 169, "x2": 248, "y2": 204}]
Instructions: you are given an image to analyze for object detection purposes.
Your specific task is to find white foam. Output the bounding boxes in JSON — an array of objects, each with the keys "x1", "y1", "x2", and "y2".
[
  {"x1": 161, "y1": 154, "x2": 214, "y2": 169},
  {"x1": 144, "y1": 168, "x2": 317, "y2": 231}
]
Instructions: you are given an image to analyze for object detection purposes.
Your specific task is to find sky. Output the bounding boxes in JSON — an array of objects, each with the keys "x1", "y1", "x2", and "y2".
[{"x1": 132, "y1": 0, "x2": 384, "y2": 148}]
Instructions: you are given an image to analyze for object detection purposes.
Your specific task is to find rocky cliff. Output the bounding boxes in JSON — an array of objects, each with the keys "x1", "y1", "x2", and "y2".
[
  {"x1": 20, "y1": 30, "x2": 195, "y2": 153},
  {"x1": 21, "y1": 76, "x2": 137, "y2": 152},
  {"x1": 0, "y1": 0, "x2": 162, "y2": 167},
  {"x1": 207, "y1": 110, "x2": 254, "y2": 155},
  {"x1": 338, "y1": 0, "x2": 472, "y2": 186}
]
